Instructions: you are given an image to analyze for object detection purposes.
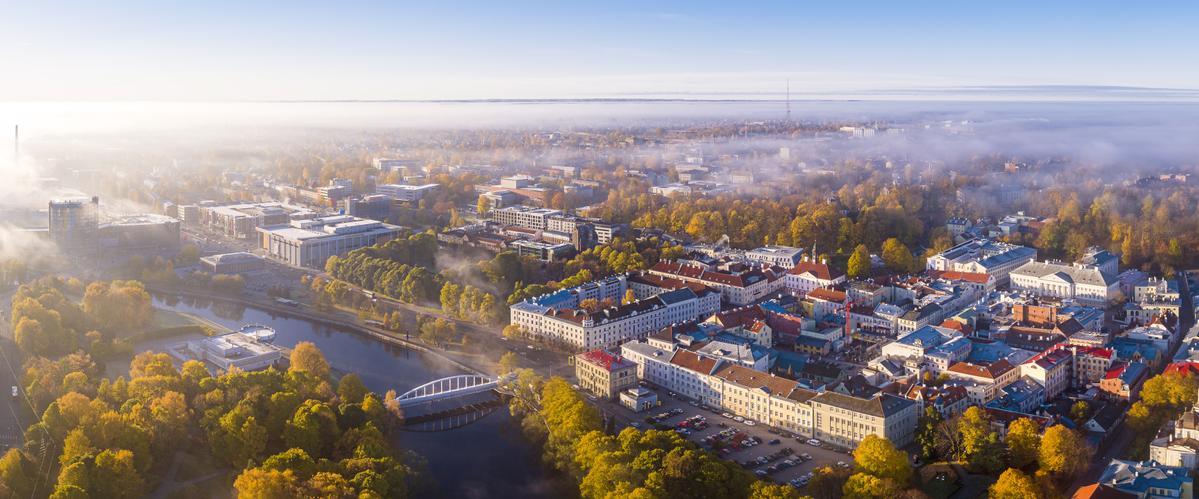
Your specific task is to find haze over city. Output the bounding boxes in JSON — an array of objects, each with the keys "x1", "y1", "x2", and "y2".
[{"x1": 0, "y1": 3, "x2": 1197, "y2": 499}]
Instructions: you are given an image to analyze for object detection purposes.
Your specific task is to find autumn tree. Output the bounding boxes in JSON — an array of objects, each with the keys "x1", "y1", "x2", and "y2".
[
  {"x1": 1006, "y1": 417, "x2": 1041, "y2": 469},
  {"x1": 289, "y1": 342, "x2": 331, "y2": 379},
  {"x1": 989, "y1": 468, "x2": 1041, "y2": 499},
  {"x1": 852, "y1": 435, "x2": 912, "y2": 484},
  {"x1": 1039, "y1": 425, "x2": 1090, "y2": 480},
  {"x1": 848, "y1": 244, "x2": 871, "y2": 278}
]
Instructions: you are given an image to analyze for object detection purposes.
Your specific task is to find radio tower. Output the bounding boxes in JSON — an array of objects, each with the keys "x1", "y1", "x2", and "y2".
[{"x1": 785, "y1": 80, "x2": 791, "y2": 123}]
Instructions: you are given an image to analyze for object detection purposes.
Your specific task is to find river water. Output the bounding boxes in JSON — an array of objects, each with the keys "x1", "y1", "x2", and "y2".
[{"x1": 143, "y1": 294, "x2": 572, "y2": 499}]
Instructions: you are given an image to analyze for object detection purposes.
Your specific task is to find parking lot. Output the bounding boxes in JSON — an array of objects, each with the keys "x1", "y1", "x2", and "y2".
[{"x1": 590, "y1": 387, "x2": 856, "y2": 489}]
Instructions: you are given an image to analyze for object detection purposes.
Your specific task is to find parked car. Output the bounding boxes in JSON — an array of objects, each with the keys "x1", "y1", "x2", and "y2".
[
  {"x1": 837, "y1": 461, "x2": 849, "y2": 469},
  {"x1": 807, "y1": 439, "x2": 822, "y2": 446},
  {"x1": 768, "y1": 439, "x2": 781, "y2": 445}
]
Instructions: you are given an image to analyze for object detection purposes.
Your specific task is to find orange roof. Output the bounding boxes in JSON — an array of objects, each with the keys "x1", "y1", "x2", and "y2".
[
  {"x1": 932, "y1": 270, "x2": 992, "y2": 284},
  {"x1": 807, "y1": 287, "x2": 847, "y2": 303},
  {"x1": 712, "y1": 363, "x2": 798, "y2": 395},
  {"x1": 669, "y1": 350, "x2": 719, "y2": 374},
  {"x1": 946, "y1": 359, "x2": 1014, "y2": 380},
  {"x1": 788, "y1": 261, "x2": 843, "y2": 280}
]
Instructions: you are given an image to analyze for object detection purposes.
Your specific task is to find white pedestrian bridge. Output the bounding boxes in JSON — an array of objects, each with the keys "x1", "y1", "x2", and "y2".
[{"x1": 394, "y1": 373, "x2": 511, "y2": 408}]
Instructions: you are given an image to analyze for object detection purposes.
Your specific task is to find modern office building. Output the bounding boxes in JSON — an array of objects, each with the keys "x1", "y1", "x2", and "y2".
[
  {"x1": 489, "y1": 205, "x2": 563, "y2": 230},
  {"x1": 200, "y1": 202, "x2": 316, "y2": 239},
  {"x1": 257, "y1": 215, "x2": 403, "y2": 268},
  {"x1": 49, "y1": 197, "x2": 100, "y2": 250},
  {"x1": 375, "y1": 183, "x2": 440, "y2": 203},
  {"x1": 200, "y1": 252, "x2": 266, "y2": 274}
]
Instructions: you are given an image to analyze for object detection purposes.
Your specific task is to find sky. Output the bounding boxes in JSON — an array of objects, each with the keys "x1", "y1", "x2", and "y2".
[{"x1": 2, "y1": 1, "x2": 1198, "y2": 101}]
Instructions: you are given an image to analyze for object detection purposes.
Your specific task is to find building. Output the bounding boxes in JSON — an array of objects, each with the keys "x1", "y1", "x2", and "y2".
[
  {"x1": 926, "y1": 239, "x2": 1037, "y2": 284},
  {"x1": 1011, "y1": 260, "x2": 1120, "y2": 306},
  {"x1": 511, "y1": 240, "x2": 574, "y2": 261},
  {"x1": 49, "y1": 197, "x2": 100, "y2": 250},
  {"x1": 1022, "y1": 347, "x2": 1074, "y2": 400},
  {"x1": 316, "y1": 178, "x2": 354, "y2": 202},
  {"x1": 200, "y1": 252, "x2": 265, "y2": 274},
  {"x1": 785, "y1": 259, "x2": 847, "y2": 295},
  {"x1": 98, "y1": 213, "x2": 181, "y2": 250},
  {"x1": 170, "y1": 332, "x2": 286, "y2": 372},
  {"x1": 373, "y1": 158, "x2": 419, "y2": 173},
  {"x1": 200, "y1": 202, "x2": 316, "y2": 239},
  {"x1": 343, "y1": 194, "x2": 393, "y2": 221},
  {"x1": 745, "y1": 245, "x2": 805, "y2": 268},
  {"x1": 375, "y1": 183, "x2": 440, "y2": 203},
  {"x1": 489, "y1": 205, "x2": 563, "y2": 230},
  {"x1": 619, "y1": 387, "x2": 659, "y2": 412},
  {"x1": 649, "y1": 260, "x2": 784, "y2": 306},
  {"x1": 1096, "y1": 460, "x2": 1193, "y2": 499},
  {"x1": 878, "y1": 325, "x2": 972, "y2": 374},
  {"x1": 809, "y1": 392, "x2": 920, "y2": 447},
  {"x1": 575, "y1": 350, "x2": 637, "y2": 399},
  {"x1": 511, "y1": 279, "x2": 707, "y2": 350},
  {"x1": 257, "y1": 215, "x2": 404, "y2": 268},
  {"x1": 1099, "y1": 361, "x2": 1149, "y2": 401},
  {"x1": 944, "y1": 359, "x2": 1019, "y2": 405}
]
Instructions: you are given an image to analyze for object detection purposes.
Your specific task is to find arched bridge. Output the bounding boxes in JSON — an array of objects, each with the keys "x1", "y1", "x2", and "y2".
[{"x1": 395, "y1": 374, "x2": 510, "y2": 408}]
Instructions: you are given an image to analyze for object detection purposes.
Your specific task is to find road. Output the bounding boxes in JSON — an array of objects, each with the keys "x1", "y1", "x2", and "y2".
[{"x1": 0, "y1": 290, "x2": 30, "y2": 451}]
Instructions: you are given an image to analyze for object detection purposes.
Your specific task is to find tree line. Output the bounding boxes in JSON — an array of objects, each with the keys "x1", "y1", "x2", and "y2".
[{"x1": 1, "y1": 342, "x2": 432, "y2": 498}]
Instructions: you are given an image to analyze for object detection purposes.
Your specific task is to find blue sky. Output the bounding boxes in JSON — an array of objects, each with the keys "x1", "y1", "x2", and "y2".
[{"x1": 2, "y1": 1, "x2": 1197, "y2": 100}]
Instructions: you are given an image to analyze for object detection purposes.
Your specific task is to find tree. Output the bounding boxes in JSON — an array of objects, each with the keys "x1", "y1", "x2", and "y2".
[
  {"x1": 1069, "y1": 400, "x2": 1090, "y2": 422},
  {"x1": 806, "y1": 465, "x2": 850, "y2": 499},
  {"x1": 1006, "y1": 417, "x2": 1041, "y2": 469},
  {"x1": 843, "y1": 472, "x2": 902, "y2": 499},
  {"x1": 0, "y1": 448, "x2": 36, "y2": 499},
  {"x1": 750, "y1": 480, "x2": 804, "y2": 499},
  {"x1": 852, "y1": 434, "x2": 912, "y2": 484},
  {"x1": 848, "y1": 244, "x2": 871, "y2": 278},
  {"x1": 92, "y1": 449, "x2": 146, "y2": 499},
  {"x1": 916, "y1": 406, "x2": 943, "y2": 461},
  {"x1": 476, "y1": 195, "x2": 491, "y2": 215},
  {"x1": 234, "y1": 468, "x2": 303, "y2": 499},
  {"x1": 989, "y1": 468, "x2": 1041, "y2": 499},
  {"x1": 881, "y1": 238, "x2": 915, "y2": 273},
  {"x1": 1039, "y1": 425, "x2": 1089, "y2": 479},
  {"x1": 958, "y1": 406, "x2": 993, "y2": 462},
  {"x1": 289, "y1": 342, "x2": 330, "y2": 379},
  {"x1": 623, "y1": 288, "x2": 637, "y2": 305},
  {"x1": 498, "y1": 351, "x2": 520, "y2": 375},
  {"x1": 337, "y1": 373, "x2": 368, "y2": 404}
]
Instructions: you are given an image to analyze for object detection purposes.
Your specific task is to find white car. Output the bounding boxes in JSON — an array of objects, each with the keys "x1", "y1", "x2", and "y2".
[
  {"x1": 10, "y1": 386, "x2": 16, "y2": 398},
  {"x1": 744, "y1": 420, "x2": 756, "y2": 427},
  {"x1": 807, "y1": 439, "x2": 822, "y2": 446},
  {"x1": 734, "y1": 416, "x2": 745, "y2": 422}
]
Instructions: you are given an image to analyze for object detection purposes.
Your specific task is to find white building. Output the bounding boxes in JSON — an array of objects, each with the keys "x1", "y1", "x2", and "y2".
[
  {"x1": 171, "y1": 332, "x2": 286, "y2": 372},
  {"x1": 877, "y1": 325, "x2": 972, "y2": 373},
  {"x1": 785, "y1": 259, "x2": 847, "y2": 295},
  {"x1": 926, "y1": 239, "x2": 1037, "y2": 285},
  {"x1": 648, "y1": 260, "x2": 784, "y2": 306},
  {"x1": 489, "y1": 205, "x2": 563, "y2": 230},
  {"x1": 1010, "y1": 260, "x2": 1119, "y2": 306},
  {"x1": 257, "y1": 215, "x2": 404, "y2": 268},
  {"x1": 745, "y1": 245, "x2": 805, "y2": 269},
  {"x1": 375, "y1": 183, "x2": 439, "y2": 202},
  {"x1": 511, "y1": 280, "x2": 707, "y2": 350}
]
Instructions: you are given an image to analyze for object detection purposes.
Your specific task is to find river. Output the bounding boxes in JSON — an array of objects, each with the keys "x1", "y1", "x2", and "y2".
[{"x1": 141, "y1": 294, "x2": 572, "y2": 499}]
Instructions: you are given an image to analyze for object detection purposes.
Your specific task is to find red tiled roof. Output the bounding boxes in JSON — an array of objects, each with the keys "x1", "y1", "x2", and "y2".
[
  {"x1": 650, "y1": 261, "x2": 752, "y2": 287},
  {"x1": 788, "y1": 261, "x2": 843, "y2": 281},
  {"x1": 712, "y1": 363, "x2": 799, "y2": 395},
  {"x1": 1165, "y1": 361, "x2": 1199, "y2": 376},
  {"x1": 947, "y1": 359, "x2": 1014, "y2": 380},
  {"x1": 807, "y1": 287, "x2": 847, "y2": 303},
  {"x1": 578, "y1": 350, "x2": 634, "y2": 372},
  {"x1": 670, "y1": 350, "x2": 719, "y2": 374},
  {"x1": 931, "y1": 270, "x2": 992, "y2": 284},
  {"x1": 713, "y1": 306, "x2": 768, "y2": 328}
]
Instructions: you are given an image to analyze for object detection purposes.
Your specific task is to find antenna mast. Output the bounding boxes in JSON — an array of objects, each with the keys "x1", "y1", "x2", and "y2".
[{"x1": 785, "y1": 80, "x2": 791, "y2": 123}]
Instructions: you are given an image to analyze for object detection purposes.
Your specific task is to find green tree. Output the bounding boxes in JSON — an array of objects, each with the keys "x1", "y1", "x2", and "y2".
[
  {"x1": 916, "y1": 406, "x2": 943, "y2": 461},
  {"x1": 847, "y1": 244, "x2": 871, "y2": 278},
  {"x1": 0, "y1": 448, "x2": 36, "y2": 498},
  {"x1": 337, "y1": 373, "x2": 368, "y2": 404},
  {"x1": 842, "y1": 472, "x2": 902, "y2": 499}
]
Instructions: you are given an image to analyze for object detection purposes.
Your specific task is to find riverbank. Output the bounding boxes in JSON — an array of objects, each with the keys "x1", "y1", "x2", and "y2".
[{"x1": 144, "y1": 284, "x2": 493, "y2": 377}]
